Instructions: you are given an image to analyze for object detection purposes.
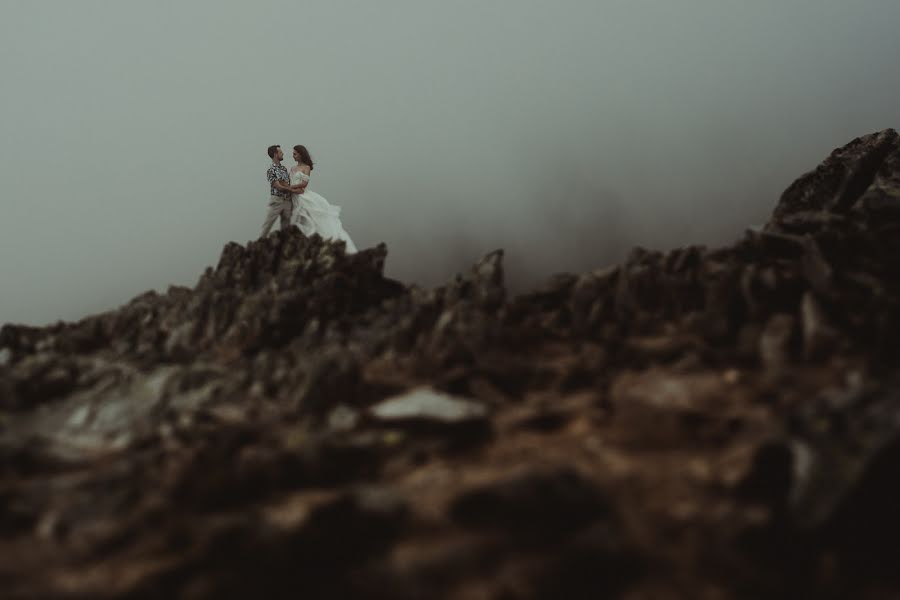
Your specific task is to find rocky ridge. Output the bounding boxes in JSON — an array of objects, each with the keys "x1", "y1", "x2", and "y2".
[{"x1": 2, "y1": 129, "x2": 900, "y2": 598}]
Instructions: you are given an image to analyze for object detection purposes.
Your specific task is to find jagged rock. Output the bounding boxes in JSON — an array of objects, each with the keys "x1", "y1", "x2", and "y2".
[
  {"x1": 370, "y1": 388, "x2": 488, "y2": 423},
  {"x1": 799, "y1": 235, "x2": 835, "y2": 300},
  {"x1": 735, "y1": 374, "x2": 900, "y2": 589},
  {"x1": 326, "y1": 404, "x2": 361, "y2": 433},
  {"x1": 770, "y1": 129, "x2": 900, "y2": 223},
  {"x1": 449, "y1": 468, "x2": 611, "y2": 540},
  {"x1": 759, "y1": 313, "x2": 796, "y2": 373},
  {"x1": 801, "y1": 292, "x2": 839, "y2": 360},
  {"x1": 568, "y1": 266, "x2": 619, "y2": 332},
  {"x1": 736, "y1": 438, "x2": 797, "y2": 509},
  {"x1": 4, "y1": 130, "x2": 900, "y2": 598},
  {"x1": 610, "y1": 368, "x2": 758, "y2": 446},
  {"x1": 368, "y1": 388, "x2": 492, "y2": 450},
  {"x1": 468, "y1": 249, "x2": 506, "y2": 311}
]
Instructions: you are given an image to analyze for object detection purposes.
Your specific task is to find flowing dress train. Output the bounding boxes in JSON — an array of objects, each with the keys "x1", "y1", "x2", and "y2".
[{"x1": 290, "y1": 170, "x2": 357, "y2": 253}]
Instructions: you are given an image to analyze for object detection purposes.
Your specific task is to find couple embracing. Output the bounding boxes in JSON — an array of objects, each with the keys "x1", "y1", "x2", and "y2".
[{"x1": 260, "y1": 144, "x2": 357, "y2": 253}]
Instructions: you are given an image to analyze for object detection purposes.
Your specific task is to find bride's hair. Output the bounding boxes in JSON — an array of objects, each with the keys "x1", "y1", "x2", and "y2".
[{"x1": 293, "y1": 145, "x2": 314, "y2": 171}]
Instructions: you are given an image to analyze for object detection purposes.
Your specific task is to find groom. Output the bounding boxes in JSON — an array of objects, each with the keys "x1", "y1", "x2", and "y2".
[{"x1": 260, "y1": 145, "x2": 294, "y2": 236}]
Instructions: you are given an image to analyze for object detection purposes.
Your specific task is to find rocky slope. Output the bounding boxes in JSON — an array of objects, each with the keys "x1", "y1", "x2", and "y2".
[{"x1": 2, "y1": 129, "x2": 900, "y2": 599}]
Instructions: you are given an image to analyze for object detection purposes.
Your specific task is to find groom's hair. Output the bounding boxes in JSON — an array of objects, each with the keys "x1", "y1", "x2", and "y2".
[{"x1": 267, "y1": 145, "x2": 280, "y2": 159}]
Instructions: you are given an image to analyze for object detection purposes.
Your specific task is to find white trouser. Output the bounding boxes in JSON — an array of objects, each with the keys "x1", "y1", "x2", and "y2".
[{"x1": 260, "y1": 195, "x2": 294, "y2": 236}]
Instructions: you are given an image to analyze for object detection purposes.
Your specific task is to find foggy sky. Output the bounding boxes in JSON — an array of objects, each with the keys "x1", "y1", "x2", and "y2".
[{"x1": 2, "y1": 1, "x2": 899, "y2": 325}]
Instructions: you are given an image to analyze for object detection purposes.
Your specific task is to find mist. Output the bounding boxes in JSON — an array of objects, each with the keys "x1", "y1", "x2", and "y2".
[{"x1": 1, "y1": 0, "x2": 898, "y2": 325}]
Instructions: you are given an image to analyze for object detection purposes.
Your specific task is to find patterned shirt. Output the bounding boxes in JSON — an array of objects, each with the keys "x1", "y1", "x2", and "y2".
[{"x1": 267, "y1": 163, "x2": 291, "y2": 198}]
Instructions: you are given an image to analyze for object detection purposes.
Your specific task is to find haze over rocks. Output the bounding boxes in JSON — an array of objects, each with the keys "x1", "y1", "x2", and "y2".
[{"x1": 2, "y1": 130, "x2": 900, "y2": 598}]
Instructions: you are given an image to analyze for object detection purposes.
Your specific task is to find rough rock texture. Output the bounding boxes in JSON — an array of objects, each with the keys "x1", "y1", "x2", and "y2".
[{"x1": 3, "y1": 130, "x2": 900, "y2": 598}]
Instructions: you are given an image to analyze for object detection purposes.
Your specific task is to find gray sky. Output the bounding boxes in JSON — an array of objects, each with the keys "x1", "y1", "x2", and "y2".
[{"x1": 1, "y1": 1, "x2": 898, "y2": 326}]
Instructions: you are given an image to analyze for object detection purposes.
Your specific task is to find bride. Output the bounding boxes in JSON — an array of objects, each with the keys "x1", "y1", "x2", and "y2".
[{"x1": 288, "y1": 145, "x2": 358, "y2": 253}]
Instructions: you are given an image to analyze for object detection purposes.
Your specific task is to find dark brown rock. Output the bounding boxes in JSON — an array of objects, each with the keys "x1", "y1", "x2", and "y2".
[
  {"x1": 4, "y1": 130, "x2": 900, "y2": 598},
  {"x1": 449, "y1": 468, "x2": 611, "y2": 540}
]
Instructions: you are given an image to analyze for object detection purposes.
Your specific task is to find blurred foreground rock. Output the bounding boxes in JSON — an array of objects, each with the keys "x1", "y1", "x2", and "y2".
[{"x1": 3, "y1": 129, "x2": 900, "y2": 598}]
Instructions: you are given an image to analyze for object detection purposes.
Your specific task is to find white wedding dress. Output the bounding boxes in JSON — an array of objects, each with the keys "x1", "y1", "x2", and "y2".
[{"x1": 290, "y1": 170, "x2": 358, "y2": 253}]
